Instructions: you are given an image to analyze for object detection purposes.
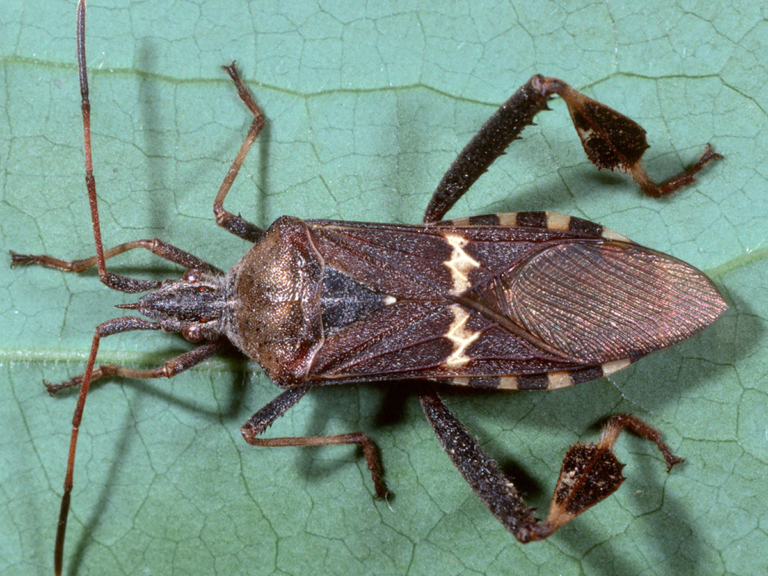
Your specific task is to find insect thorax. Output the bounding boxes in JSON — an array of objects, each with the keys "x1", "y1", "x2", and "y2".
[{"x1": 225, "y1": 216, "x2": 325, "y2": 387}]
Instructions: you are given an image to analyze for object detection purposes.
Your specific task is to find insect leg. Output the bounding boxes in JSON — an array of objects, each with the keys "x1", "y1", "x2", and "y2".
[
  {"x1": 424, "y1": 76, "x2": 554, "y2": 223},
  {"x1": 45, "y1": 337, "x2": 227, "y2": 395},
  {"x1": 212, "y1": 63, "x2": 267, "y2": 243},
  {"x1": 419, "y1": 387, "x2": 538, "y2": 538},
  {"x1": 419, "y1": 388, "x2": 682, "y2": 542},
  {"x1": 241, "y1": 387, "x2": 388, "y2": 498},
  {"x1": 548, "y1": 81, "x2": 722, "y2": 198},
  {"x1": 11, "y1": 237, "x2": 223, "y2": 280},
  {"x1": 423, "y1": 75, "x2": 721, "y2": 223}
]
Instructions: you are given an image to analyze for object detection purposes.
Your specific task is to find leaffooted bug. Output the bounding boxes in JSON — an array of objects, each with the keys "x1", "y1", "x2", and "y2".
[{"x1": 11, "y1": 2, "x2": 728, "y2": 574}]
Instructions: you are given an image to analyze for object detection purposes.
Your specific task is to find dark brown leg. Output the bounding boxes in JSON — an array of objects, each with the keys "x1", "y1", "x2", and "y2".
[
  {"x1": 552, "y1": 81, "x2": 722, "y2": 198},
  {"x1": 212, "y1": 64, "x2": 267, "y2": 243},
  {"x1": 240, "y1": 387, "x2": 388, "y2": 499},
  {"x1": 423, "y1": 75, "x2": 721, "y2": 223},
  {"x1": 423, "y1": 76, "x2": 554, "y2": 223},
  {"x1": 11, "y1": 237, "x2": 223, "y2": 279},
  {"x1": 419, "y1": 388, "x2": 681, "y2": 542}
]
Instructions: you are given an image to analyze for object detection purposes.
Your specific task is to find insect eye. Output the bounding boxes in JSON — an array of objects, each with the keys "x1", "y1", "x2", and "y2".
[
  {"x1": 182, "y1": 325, "x2": 203, "y2": 342},
  {"x1": 183, "y1": 269, "x2": 201, "y2": 283}
]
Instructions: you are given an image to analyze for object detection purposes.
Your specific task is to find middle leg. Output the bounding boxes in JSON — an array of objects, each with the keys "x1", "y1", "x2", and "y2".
[
  {"x1": 240, "y1": 387, "x2": 388, "y2": 499},
  {"x1": 11, "y1": 237, "x2": 223, "y2": 279}
]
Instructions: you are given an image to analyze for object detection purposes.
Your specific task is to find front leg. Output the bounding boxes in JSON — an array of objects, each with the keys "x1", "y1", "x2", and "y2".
[
  {"x1": 212, "y1": 63, "x2": 268, "y2": 243},
  {"x1": 423, "y1": 75, "x2": 721, "y2": 223}
]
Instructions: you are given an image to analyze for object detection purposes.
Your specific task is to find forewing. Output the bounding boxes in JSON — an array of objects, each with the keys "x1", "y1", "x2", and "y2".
[{"x1": 305, "y1": 216, "x2": 726, "y2": 386}]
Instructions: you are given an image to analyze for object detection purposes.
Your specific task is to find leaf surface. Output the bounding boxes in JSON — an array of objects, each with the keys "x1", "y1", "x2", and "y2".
[{"x1": 1, "y1": 1, "x2": 766, "y2": 575}]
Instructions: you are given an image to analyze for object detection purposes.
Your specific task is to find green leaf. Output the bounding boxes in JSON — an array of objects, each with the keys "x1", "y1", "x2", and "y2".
[{"x1": 2, "y1": 1, "x2": 766, "y2": 575}]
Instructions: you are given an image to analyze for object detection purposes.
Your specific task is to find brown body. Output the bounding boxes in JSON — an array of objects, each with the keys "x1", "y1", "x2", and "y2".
[{"x1": 222, "y1": 213, "x2": 724, "y2": 390}]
